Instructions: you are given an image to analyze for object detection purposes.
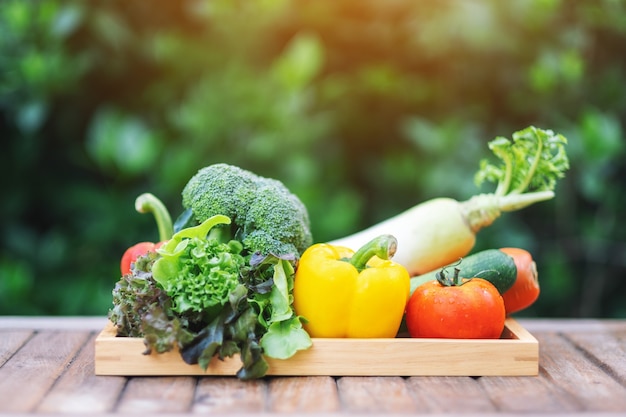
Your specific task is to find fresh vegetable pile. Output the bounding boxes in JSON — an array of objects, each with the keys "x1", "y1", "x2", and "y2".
[
  {"x1": 108, "y1": 126, "x2": 568, "y2": 379},
  {"x1": 109, "y1": 164, "x2": 314, "y2": 379}
]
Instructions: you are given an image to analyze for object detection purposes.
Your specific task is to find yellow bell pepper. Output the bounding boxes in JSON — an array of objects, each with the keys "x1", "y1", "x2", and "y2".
[{"x1": 293, "y1": 234, "x2": 410, "y2": 338}]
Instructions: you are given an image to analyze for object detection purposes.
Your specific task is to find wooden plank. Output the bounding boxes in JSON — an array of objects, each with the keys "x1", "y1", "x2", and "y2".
[
  {"x1": 480, "y1": 328, "x2": 625, "y2": 413},
  {"x1": 267, "y1": 376, "x2": 340, "y2": 413},
  {"x1": 95, "y1": 318, "x2": 538, "y2": 377},
  {"x1": 0, "y1": 316, "x2": 108, "y2": 330},
  {"x1": 0, "y1": 330, "x2": 90, "y2": 413},
  {"x1": 192, "y1": 377, "x2": 266, "y2": 413},
  {"x1": 0, "y1": 330, "x2": 32, "y2": 366},
  {"x1": 116, "y1": 377, "x2": 196, "y2": 413},
  {"x1": 336, "y1": 376, "x2": 416, "y2": 413},
  {"x1": 563, "y1": 327, "x2": 626, "y2": 386},
  {"x1": 406, "y1": 376, "x2": 497, "y2": 413},
  {"x1": 479, "y1": 372, "x2": 578, "y2": 413},
  {"x1": 519, "y1": 318, "x2": 626, "y2": 333},
  {"x1": 36, "y1": 333, "x2": 126, "y2": 414},
  {"x1": 2, "y1": 316, "x2": 624, "y2": 333},
  {"x1": 533, "y1": 332, "x2": 626, "y2": 412}
]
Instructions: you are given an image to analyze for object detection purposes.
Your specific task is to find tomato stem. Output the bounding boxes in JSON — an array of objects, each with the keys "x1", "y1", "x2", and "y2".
[{"x1": 435, "y1": 266, "x2": 467, "y2": 287}]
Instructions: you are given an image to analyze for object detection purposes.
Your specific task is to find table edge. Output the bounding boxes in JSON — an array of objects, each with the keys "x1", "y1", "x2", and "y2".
[{"x1": 1, "y1": 316, "x2": 625, "y2": 333}]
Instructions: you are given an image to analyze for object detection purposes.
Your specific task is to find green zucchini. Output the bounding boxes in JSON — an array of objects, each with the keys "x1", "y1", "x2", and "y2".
[{"x1": 409, "y1": 249, "x2": 517, "y2": 295}]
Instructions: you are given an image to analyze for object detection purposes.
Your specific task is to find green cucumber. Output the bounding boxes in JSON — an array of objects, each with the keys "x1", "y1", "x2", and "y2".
[{"x1": 409, "y1": 249, "x2": 517, "y2": 295}]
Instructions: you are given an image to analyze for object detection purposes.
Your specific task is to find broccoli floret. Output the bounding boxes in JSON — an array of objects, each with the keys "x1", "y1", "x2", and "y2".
[{"x1": 180, "y1": 163, "x2": 313, "y2": 257}]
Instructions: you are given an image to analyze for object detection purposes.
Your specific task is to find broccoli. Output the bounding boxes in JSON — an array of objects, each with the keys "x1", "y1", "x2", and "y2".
[{"x1": 180, "y1": 163, "x2": 313, "y2": 257}]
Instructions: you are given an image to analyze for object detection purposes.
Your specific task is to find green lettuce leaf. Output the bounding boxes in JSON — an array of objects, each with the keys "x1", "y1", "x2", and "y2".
[{"x1": 260, "y1": 316, "x2": 312, "y2": 360}]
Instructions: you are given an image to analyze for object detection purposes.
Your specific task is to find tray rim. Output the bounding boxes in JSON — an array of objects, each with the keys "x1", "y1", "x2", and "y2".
[{"x1": 95, "y1": 317, "x2": 539, "y2": 377}]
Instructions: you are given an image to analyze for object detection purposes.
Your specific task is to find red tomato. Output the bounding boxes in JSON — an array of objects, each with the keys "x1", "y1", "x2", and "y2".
[
  {"x1": 405, "y1": 277, "x2": 505, "y2": 339},
  {"x1": 120, "y1": 241, "x2": 165, "y2": 275}
]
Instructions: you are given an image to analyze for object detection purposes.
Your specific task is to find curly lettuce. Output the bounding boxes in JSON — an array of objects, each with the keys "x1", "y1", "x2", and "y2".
[
  {"x1": 109, "y1": 250, "x2": 166, "y2": 337},
  {"x1": 152, "y1": 215, "x2": 245, "y2": 320}
]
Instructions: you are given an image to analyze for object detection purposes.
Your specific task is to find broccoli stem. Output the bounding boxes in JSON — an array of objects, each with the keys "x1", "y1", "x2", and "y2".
[
  {"x1": 349, "y1": 234, "x2": 398, "y2": 271},
  {"x1": 135, "y1": 193, "x2": 174, "y2": 242},
  {"x1": 461, "y1": 191, "x2": 555, "y2": 233}
]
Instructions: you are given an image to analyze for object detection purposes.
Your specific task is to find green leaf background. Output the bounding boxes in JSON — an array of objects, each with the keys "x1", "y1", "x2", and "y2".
[{"x1": 1, "y1": 0, "x2": 625, "y2": 318}]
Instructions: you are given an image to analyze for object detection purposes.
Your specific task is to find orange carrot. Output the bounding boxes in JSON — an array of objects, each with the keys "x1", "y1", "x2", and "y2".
[{"x1": 499, "y1": 247, "x2": 540, "y2": 314}]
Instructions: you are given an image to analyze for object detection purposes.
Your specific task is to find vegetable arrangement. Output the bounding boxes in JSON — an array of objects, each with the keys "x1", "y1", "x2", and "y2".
[
  {"x1": 108, "y1": 126, "x2": 568, "y2": 379},
  {"x1": 109, "y1": 164, "x2": 313, "y2": 379}
]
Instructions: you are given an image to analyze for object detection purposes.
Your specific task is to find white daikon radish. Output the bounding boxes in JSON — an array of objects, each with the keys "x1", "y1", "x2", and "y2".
[{"x1": 329, "y1": 126, "x2": 569, "y2": 276}]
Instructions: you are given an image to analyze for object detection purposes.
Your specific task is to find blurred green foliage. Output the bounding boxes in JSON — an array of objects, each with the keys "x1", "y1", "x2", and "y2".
[{"x1": 1, "y1": 0, "x2": 625, "y2": 318}]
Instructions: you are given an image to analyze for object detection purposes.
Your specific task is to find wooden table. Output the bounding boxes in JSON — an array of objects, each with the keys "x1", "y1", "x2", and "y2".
[{"x1": 1, "y1": 317, "x2": 625, "y2": 416}]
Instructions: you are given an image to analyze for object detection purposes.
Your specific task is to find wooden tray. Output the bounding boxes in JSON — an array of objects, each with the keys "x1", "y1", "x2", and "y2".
[{"x1": 95, "y1": 318, "x2": 538, "y2": 377}]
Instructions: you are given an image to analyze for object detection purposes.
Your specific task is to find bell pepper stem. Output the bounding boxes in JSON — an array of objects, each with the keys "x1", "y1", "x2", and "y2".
[
  {"x1": 349, "y1": 234, "x2": 398, "y2": 271},
  {"x1": 135, "y1": 193, "x2": 174, "y2": 242}
]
